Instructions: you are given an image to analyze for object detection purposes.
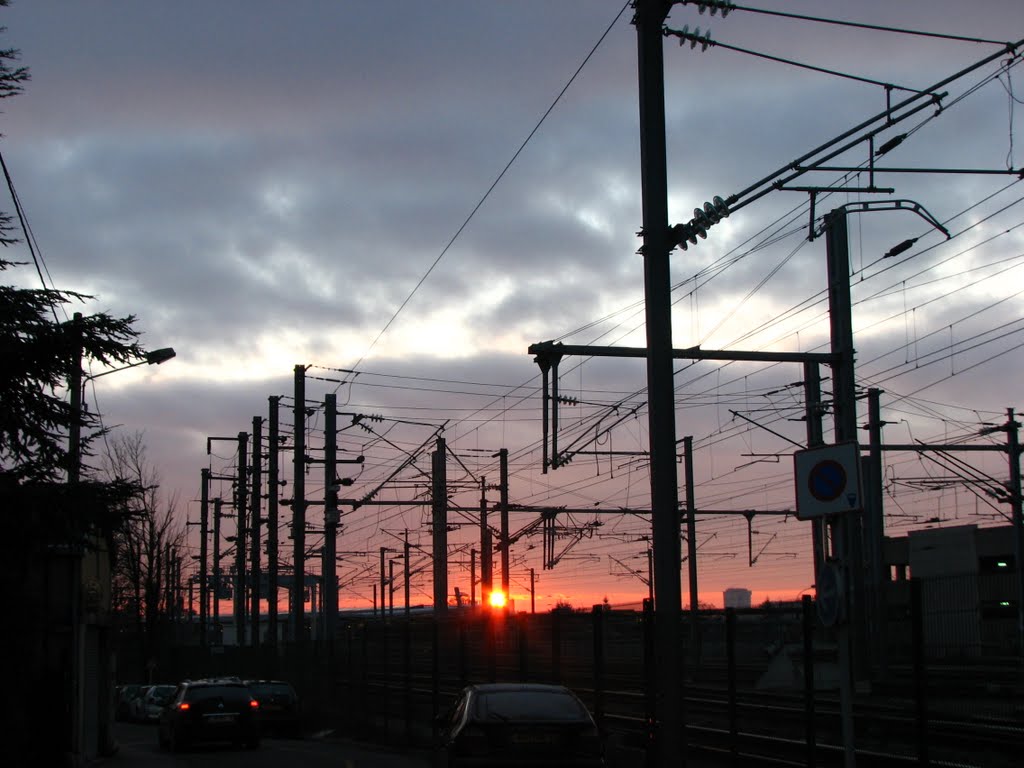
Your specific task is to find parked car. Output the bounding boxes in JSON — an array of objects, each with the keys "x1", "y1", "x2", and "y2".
[
  {"x1": 157, "y1": 679, "x2": 260, "y2": 752},
  {"x1": 435, "y1": 683, "x2": 604, "y2": 768},
  {"x1": 127, "y1": 685, "x2": 153, "y2": 722},
  {"x1": 139, "y1": 684, "x2": 177, "y2": 723},
  {"x1": 114, "y1": 684, "x2": 144, "y2": 722},
  {"x1": 244, "y1": 679, "x2": 302, "y2": 737}
]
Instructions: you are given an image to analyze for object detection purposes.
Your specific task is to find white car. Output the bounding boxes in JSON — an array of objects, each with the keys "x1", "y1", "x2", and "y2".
[{"x1": 137, "y1": 684, "x2": 177, "y2": 723}]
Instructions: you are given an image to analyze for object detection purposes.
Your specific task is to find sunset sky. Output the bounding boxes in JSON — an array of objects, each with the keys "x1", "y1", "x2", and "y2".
[{"x1": 3, "y1": 1, "x2": 1022, "y2": 612}]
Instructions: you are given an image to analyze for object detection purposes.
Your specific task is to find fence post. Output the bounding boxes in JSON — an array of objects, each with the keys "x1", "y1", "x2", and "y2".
[
  {"x1": 911, "y1": 578, "x2": 929, "y2": 767},
  {"x1": 642, "y1": 598, "x2": 656, "y2": 766},
  {"x1": 381, "y1": 621, "x2": 391, "y2": 738},
  {"x1": 488, "y1": 612, "x2": 498, "y2": 684},
  {"x1": 552, "y1": 610, "x2": 562, "y2": 684},
  {"x1": 403, "y1": 618, "x2": 412, "y2": 746},
  {"x1": 518, "y1": 613, "x2": 529, "y2": 682},
  {"x1": 592, "y1": 605, "x2": 606, "y2": 732},
  {"x1": 432, "y1": 616, "x2": 440, "y2": 743},
  {"x1": 802, "y1": 595, "x2": 817, "y2": 768},
  {"x1": 459, "y1": 613, "x2": 468, "y2": 688},
  {"x1": 726, "y1": 607, "x2": 738, "y2": 768},
  {"x1": 359, "y1": 624, "x2": 369, "y2": 735}
]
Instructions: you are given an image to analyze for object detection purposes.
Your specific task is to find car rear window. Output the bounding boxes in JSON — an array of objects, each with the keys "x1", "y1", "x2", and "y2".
[
  {"x1": 185, "y1": 684, "x2": 251, "y2": 703},
  {"x1": 476, "y1": 690, "x2": 588, "y2": 721}
]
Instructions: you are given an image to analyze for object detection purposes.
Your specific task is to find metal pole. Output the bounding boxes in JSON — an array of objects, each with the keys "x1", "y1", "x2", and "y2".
[
  {"x1": 432, "y1": 438, "x2": 448, "y2": 614},
  {"x1": 480, "y1": 477, "x2": 491, "y2": 601},
  {"x1": 1005, "y1": 408, "x2": 1023, "y2": 654},
  {"x1": 635, "y1": 4, "x2": 684, "y2": 764},
  {"x1": 250, "y1": 416, "x2": 262, "y2": 646},
  {"x1": 380, "y1": 546, "x2": 387, "y2": 618},
  {"x1": 499, "y1": 449, "x2": 510, "y2": 597},
  {"x1": 213, "y1": 498, "x2": 222, "y2": 641},
  {"x1": 867, "y1": 390, "x2": 887, "y2": 672},
  {"x1": 684, "y1": 436, "x2": 699, "y2": 667},
  {"x1": 404, "y1": 533, "x2": 411, "y2": 618}
]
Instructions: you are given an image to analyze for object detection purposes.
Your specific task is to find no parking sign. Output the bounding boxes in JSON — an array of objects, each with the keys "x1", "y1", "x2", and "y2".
[{"x1": 793, "y1": 441, "x2": 862, "y2": 520}]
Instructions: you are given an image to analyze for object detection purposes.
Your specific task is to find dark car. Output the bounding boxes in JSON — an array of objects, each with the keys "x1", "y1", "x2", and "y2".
[
  {"x1": 244, "y1": 679, "x2": 302, "y2": 737},
  {"x1": 157, "y1": 679, "x2": 260, "y2": 752},
  {"x1": 435, "y1": 683, "x2": 604, "y2": 768}
]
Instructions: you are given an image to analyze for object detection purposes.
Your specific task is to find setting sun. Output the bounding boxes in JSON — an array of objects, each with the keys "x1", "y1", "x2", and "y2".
[{"x1": 488, "y1": 590, "x2": 507, "y2": 609}]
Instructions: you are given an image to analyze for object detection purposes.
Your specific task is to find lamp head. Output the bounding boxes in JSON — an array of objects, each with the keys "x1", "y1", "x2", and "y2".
[{"x1": 145, "y1": 347, "x2": 176, "y2": 365}]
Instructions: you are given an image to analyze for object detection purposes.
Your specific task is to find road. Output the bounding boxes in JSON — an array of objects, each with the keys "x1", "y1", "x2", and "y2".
[{"x1": 103, "y1": 722, "x2": 431, "y2": 768}]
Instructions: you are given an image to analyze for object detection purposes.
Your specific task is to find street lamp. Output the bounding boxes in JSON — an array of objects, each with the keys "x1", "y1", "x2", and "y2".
[
  {"x1": 63, "y1": 311, "x2": 175, "y2": 763},
  {"x1": 68, "y1": 310, "x2": 175, "y2": 482},
  {"x1": 87, "y1": 347, "x2": 177, "y2": 380}
]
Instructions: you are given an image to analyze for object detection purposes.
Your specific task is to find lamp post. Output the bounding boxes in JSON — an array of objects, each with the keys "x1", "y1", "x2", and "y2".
[{"x1": 65, "y1": 311, "x2": 175, "y2": 762}]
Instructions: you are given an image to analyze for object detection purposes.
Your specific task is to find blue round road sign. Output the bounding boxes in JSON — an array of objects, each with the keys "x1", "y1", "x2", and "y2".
[{"x1": 808, "y1": 459, "x2": 846, "y2": 502}]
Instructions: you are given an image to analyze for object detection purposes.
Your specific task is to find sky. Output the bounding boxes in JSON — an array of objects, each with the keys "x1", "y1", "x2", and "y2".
[{"x1": 3, "y1": 1, "x2": 1023, "y2": 612}]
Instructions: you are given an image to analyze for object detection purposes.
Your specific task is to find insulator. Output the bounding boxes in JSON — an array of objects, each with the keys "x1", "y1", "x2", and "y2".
[
  {"x1": 698, "y1": 0, "x2": 734, "y2": 18},
  {"x1": 691, "y1": 208, "x2": 709, "y2": 239},
  {"x1": 711, "y1": 195, "x2": 730, "y2": 219},
  {"x1": 703, "y1": 200, "x2": 720, "y2": 224},
  {"x1": 876, "y1": 133, "x2": 907, "y2": 157},
  {"x1": 883, "y1": 238, "x2": 917, "y2": 258}
]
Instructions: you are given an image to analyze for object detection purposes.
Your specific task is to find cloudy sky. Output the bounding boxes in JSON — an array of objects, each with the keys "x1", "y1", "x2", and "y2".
[{"x1": 4, "y1": 1, "x2": 1022, "y2": 611}]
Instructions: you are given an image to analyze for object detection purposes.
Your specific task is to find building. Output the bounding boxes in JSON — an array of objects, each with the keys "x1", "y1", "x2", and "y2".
[
  {"x1": 723, "y1": 587, "x2": 752, "y2": 609},
  {"x1": 883, "y1": 523, "x2": 1018, "y2": 657}
]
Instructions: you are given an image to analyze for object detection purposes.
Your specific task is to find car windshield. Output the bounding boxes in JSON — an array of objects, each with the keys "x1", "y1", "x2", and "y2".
[{"x1": 476, "y1": 690, "x2": 588, "y2": 721}]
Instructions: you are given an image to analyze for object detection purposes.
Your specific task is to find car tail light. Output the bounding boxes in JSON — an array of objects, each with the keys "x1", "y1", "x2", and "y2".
[
  {"x1": 249, "y1": 699, "x2": 260, "y2": 710},
  {"x1": 178, "y1": 702, "x2": 191, "y2": 712}
]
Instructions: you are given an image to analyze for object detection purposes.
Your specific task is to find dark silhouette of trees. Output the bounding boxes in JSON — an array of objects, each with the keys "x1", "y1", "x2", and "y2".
[{"x1": 104, "y1": 431, "x2": 186, "y2": 673}]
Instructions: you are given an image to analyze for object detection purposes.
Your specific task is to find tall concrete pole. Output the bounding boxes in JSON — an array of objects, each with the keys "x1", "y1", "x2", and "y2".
[
  {"x1": 824, "y1": 208, "x2": 869, "y2": 682},
  {"x1": 267, "y1": 396, "x2": 280, "y2": 646},
  {"x1": 212, "y1": 498, "x2": 222, "y2": 639},
  {"x1": 323, "y1": 393, "x2": 339, "y2": 646},
  {"x1": 234, "y1": 431, "x2": 248, "y2": 647},
  {"x1": 199, "y1": 468, "x2": 210, "y2": 647},
  {"x1": 290, "y1": 365, "x2": 307, "y2": 644},
  {"x1": 250, "y1": 416, "x2": 262, "y2": 646},
  {"x1": 634, "y1": 3, "x2": 684, "y2": 764},
  {"x1": 824, "y1": 208, "x2": 861, "y2": 768}
]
